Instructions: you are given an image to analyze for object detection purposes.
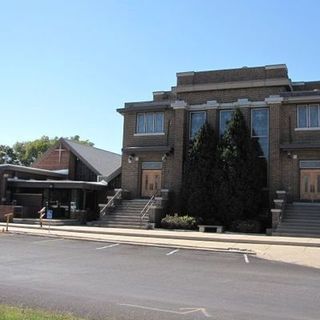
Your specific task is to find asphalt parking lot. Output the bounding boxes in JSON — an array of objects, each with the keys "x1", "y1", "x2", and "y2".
[{"x1": 0, "y1": 233, "x2": 319, "y2": 320}]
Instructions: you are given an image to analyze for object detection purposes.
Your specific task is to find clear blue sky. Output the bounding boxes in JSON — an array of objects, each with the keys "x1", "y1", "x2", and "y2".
[{"x1": 1, "y1": 0, "x2": 319, "y2": 153}]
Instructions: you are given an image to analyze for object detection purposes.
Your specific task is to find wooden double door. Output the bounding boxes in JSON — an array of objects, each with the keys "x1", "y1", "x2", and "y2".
[
  {"x1": 300, "y1": 170, "x2": 320, "y2": 201},
  {"x1": 141, "y1": 170, "x2": 161, "y2": 198}
]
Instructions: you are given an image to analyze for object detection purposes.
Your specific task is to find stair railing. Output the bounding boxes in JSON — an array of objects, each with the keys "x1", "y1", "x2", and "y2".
[
  {"x1": 100, "y1": 189, "x2": 122, "y2": 217},
  {"x1": 140, "y1": 193, "x2": 156, "y2": 221}
]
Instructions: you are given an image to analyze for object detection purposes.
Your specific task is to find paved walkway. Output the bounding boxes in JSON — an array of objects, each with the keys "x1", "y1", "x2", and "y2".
[{"x1": 1, "y1": 222, "x2": 320, "y2": 269}]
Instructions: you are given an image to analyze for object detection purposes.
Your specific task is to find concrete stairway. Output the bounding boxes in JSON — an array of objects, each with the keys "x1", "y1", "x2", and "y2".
[
  {"x1": 273, "y1": 202, "x2": 320, "y2": 237},
  {"x1": 90, "y1": 199, "x2": 150, "y2": 229}
]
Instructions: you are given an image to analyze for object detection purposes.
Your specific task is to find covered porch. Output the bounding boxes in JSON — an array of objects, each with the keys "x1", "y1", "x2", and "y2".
[{"x1": 6, "y1": 179, "x2": 108, "y2": 221}]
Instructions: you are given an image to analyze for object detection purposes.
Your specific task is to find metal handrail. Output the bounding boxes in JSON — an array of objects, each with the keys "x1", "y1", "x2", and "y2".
[
  {"x1": 38, "y1": 207, "x2": 46, "y2": 228},
  {"x1": 140, "y1": 193, "x2": 156, "y2": 221},
  {"x1": 4, "y1": 213, "x2": 13, "y2": 232},
  {"x1": 100, "y1": 189, "x2": 122, "y2": 216}
]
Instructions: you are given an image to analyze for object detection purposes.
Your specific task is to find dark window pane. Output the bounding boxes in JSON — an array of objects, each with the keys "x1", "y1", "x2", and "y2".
[
  {"x1": 252, "y1": 109, "x2": 268, "y2": 137},
  {"x1": 219, "y1": 110, "x2": 233, "y2": 135},
  {"x1": 309, "y1": 106, "x2": 318, "y2": 127},
  {"x1": 136, "y1": 113, "x2": 145, "y2": 133},
  {"x1": 298, "y1": 106, "x2": 307, "y2": 128},
  {"x1": 190, "y1": 112, "x2": 206, "y2": 139},
  {"x1": 154, "y1": 113, "x2": 164, "y2": 133},
  {"x1": 146, "y1": 113, "x2": 154, "y2": 133}
]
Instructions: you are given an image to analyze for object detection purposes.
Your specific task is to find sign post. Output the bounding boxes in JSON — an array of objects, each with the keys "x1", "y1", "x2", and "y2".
[{"x1": 46, "y1": 209, "x2": 53, "y2": 233}]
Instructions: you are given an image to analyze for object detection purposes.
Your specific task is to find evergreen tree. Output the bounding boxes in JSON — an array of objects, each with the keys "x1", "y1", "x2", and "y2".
[
  {"x1": 216, "y1": 108, "x2": 266, "y2": 226},
  {"x1": 181, "y1": 122, "x2": 218, "y2": 223}
]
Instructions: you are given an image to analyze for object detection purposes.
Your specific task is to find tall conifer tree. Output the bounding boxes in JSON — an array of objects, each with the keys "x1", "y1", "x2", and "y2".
[
  {"x1": 216, "y1": 108, "x2": 266, "y2": 226},
  {"x1": 181, "y1": 122, "x2": 218, "y2": 223}
]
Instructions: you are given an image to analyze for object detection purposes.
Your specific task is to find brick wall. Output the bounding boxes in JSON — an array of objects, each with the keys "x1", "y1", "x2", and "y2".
[
  {"x1": 123, "y1": 109, "x2": 175, "y2": 148},
  {"x1": 177, "y1": 66, "x2": 288, "y2": 86},
  {"x1": 32, "y1": 147, "x2": 70, "y2": 171},
  {"x1": 177, "y1": 86, "x2": 288, "y2": 104}
]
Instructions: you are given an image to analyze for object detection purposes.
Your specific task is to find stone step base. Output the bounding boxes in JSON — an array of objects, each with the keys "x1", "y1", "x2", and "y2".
[{"x1": 13, "y1": 218, "x2": 80, "y2": 226}]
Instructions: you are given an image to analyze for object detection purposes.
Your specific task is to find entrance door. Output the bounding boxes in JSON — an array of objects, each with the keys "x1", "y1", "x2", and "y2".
[
  {"x1": 300, "y1": 170, "x2": 320, "y2": 201},
  {"x1": 141, "y1": 170, "x2": 161, "y2": 198}
]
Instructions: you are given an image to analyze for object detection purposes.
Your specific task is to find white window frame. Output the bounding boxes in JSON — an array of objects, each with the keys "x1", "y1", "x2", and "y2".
[
  {"x1": 189, "y1": 111, "x2": 206, "y2": 139},
  {"x1": 251, "y1": 108, "x2": 269, "y2": 159},
  {"x1": 296, "y1": 104, "x2": 320, "y2": 130},
  {"x1": 135, "y1": 112, "x2": 165, "y2": 135}
]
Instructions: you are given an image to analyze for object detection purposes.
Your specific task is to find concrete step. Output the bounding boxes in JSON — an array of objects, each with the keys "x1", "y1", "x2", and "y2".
[
  {"x1": 90, "y1": 222, "x2": 147, "y2": 229},
  {"x1": 101, "y1": 217, "x2": 149, "y2": 223},
  {"x1": 281, "y1": 220, "x2": 320, "y2": 225},
  {"x1": 272, "y1": 231, "x2": 320, "y2": 238}
]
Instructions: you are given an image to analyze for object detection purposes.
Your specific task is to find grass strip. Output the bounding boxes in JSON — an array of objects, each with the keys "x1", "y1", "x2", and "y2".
[{"x1": 0, "y1": 304, "x2": 85, "y2": 320}]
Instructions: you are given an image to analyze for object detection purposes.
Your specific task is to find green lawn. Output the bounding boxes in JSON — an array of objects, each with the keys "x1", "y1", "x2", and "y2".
[{"x1": 0, "y1": 305, "x2": 85, "y2": 320}]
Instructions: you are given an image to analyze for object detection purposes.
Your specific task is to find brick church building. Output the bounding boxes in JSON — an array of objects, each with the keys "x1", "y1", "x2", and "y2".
[
  {"x1": 118, "y1": 64, "x2": 320, "y2": 207},
  {"x1": 0, "y1": 138, "x2": 121, "y2": 220}
]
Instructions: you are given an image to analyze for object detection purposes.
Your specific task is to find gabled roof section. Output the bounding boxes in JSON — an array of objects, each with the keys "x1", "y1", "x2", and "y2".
[{"x1": 60, "y1": 138, "x2": 121, "y2": 181}]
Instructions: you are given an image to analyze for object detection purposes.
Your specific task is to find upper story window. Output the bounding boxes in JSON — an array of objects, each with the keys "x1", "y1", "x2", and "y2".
[
  {"x1": 251, "y1": 108, "x2": 269, "y2": 158},
  {"x1": 297, "y1": 105, "x2": 320, "y2": 128},
  {"x1": 136, "y1": 112, "x2": 164, "y2": 134},
  {"x1": 190, "y1": 111, "x2": 206, "y2": 139},
  {"x1": 219, "y1": 110, "x2": 234, "y2": 136}
]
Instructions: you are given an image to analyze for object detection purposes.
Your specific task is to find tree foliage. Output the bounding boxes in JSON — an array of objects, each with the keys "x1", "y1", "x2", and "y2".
[
  {"x1": 1, "y1": 135, "x2": 94, "y2": 167},
  {"x1": 0, "y1": 145, "x2": 20, "y2": 165},
  {"x1": 216, "y1": 108, "x2": 266, "y2": 226},
  {"x1": 181, "y1": 122, "x2": 218, "y2": 223},
  {"x1": 181, "y1": 109, "x2": 267, "y2": 228}
]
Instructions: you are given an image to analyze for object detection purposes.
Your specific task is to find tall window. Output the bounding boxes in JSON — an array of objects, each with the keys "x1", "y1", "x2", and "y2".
[
  {"x1": 297, "y1": 105, "x2": 320, "y2": 128},
  {"x1": 251, "y1": 108, "x2": 269, "y2": 158},
  {"x1": 189, "y1": 111, "x2": 206, "y2": 139},
  {"x1": 219, "y1": 110, "x2": 234, "y2": 136},
  {"x1": 136, "y1": 112, "x2": 164, "y2": 134}
]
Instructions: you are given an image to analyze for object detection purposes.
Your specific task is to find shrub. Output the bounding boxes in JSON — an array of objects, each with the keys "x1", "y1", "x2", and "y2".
[{"x1": 161, "y1": 214, "x2": 197, "y2": 230}]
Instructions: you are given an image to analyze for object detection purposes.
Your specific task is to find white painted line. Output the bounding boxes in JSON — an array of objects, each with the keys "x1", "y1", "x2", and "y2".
[
  {"x1": 244, "y1": 254, "x2": 250, "y2": 264},
  {"x1": 33, "y1": 238, "x2": 64, "y2": 244},
  {"x1": 166, "y1": 249, "x2": 179, "y2": 256},
  {"x1": 96, "y1": 243, "x2": 119, "y2": 250},
  {"x1": 119, "y1": 303, "x2": 211, "y2": 317}
]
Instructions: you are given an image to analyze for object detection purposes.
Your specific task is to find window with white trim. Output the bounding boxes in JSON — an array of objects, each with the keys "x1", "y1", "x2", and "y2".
[
  {"x1": 136, "y1": 112, "x2": 164, "y2": 134},
  {"x1": 297, "y1": 105, "x2": 320, "y2": 128},
  {"x1": 189, "y1": 111, "x2": 206, "y2": 139},
  {"x1": 219, "y1": 110, "x2": 234, "y2": 136},
  {"x1": 251, "y1": 108, "x2": 269, "y2": 158}
]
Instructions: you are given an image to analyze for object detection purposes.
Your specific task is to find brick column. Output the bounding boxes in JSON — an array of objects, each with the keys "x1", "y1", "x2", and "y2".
[
  {"x1": 171, "y1": 101, "x2": 187, "y2": 197},
  {"x1": 267, "y1": 96, "x2": 283, "y2": 201}
]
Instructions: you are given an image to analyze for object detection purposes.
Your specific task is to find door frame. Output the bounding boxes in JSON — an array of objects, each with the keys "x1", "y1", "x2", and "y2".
[
  {"x1": 300, "y1": 168, "x2": 320, "y2": 202},
  {"x1": 140, "y1": 169, "x2": 162, "y2": 198}
]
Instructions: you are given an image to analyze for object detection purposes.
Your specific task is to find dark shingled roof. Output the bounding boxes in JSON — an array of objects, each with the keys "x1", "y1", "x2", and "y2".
[{"x1": 61, "y1": 139, "x2": 121, "y2": 182}]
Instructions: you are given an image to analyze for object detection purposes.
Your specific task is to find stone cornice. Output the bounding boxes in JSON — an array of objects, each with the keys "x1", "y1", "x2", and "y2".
[{"x1": 175, "y1": 78, "x2": 291, "y2": 93}]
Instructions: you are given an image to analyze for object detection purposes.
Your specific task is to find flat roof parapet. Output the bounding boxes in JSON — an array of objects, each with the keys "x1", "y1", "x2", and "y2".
[{"x1": 176, "y1": 64, "x2": 289, "y2": 86}]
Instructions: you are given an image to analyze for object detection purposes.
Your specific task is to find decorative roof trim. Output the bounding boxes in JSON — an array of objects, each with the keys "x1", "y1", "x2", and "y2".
[{"x1": 175, "y1": 78, "x2": 291, "y2": 93}]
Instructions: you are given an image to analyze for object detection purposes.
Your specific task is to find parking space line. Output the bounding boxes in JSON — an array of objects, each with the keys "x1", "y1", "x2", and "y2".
[
  {"x1": 96, "y1": 243, "x2": 119, "y2": 250},
  {"x1": 32, "y1": 238, "x2": 64, "y2": 244},
  {"x1": 166, "y1": 249, "x2": 179, "y2": 256},
  {"x1": 244, "y1": 254, "x2": 250, "y2": 264}
]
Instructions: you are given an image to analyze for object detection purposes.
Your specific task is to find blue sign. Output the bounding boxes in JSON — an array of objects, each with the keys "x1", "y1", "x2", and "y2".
[{"x1": 47, "y1": 210, "x2": 53, "y2": 219}]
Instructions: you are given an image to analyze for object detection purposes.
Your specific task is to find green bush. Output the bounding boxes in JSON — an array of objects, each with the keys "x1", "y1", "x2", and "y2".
[
  {"x1": 230, "y1": 219, "x2": 261, "y2": 233},
  {"x1": 161, "y1": 214, "x2": 197, "y2": 230}
]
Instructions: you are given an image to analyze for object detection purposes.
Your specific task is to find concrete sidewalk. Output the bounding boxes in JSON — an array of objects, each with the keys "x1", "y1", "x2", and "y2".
[{"x1": 1, "y1": 222, "x2": 320, "y2": 269}]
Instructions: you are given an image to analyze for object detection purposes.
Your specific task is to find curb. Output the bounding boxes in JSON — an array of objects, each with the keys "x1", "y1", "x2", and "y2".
[
  {"x1": 2, "y1": 223, "x2": 320, "y2": 248},
  {"x1": 8, "y1": 229, "x2": 256, "y2": 255}
]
